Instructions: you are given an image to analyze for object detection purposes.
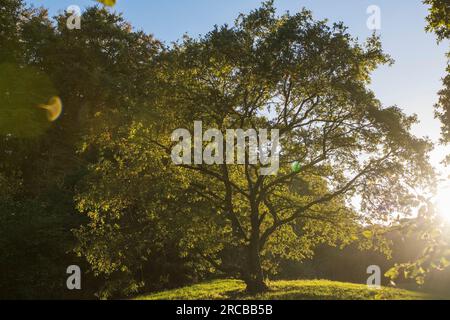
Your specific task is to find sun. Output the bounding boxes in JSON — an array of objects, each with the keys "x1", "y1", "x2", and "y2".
[{"x1": 435, "y1": 185, "x2": 450, "y2": 221}]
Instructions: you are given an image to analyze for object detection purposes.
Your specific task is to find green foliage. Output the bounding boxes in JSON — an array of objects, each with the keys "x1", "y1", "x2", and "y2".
[
  {"x1": 0, "y1": 0, "x2": 25, "y2": 62},
  {"x1": 435, "y1": 70, "x2": 450, "y2": 145},
  {"x1": 74, "y1": 123, "x2": 224, "y2": 298},
  {"x1": 424, "y1": 0, "x2": 450, "y2": 147},
  {"x1": 424, "y1": 0, "x2": 450, "y2": 42},
  {"x1": 0, "y1": 189, "x2": 84, "y2": 299},
  {"x1": 385, "y1": 204, "x2": 450, "y2": 287},
  {"x1": 0, "y1": 1, "x2": 167, "y2": 299}
]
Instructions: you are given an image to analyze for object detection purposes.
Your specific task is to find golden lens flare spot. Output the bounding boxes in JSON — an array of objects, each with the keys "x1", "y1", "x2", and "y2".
[
  {"x1": 96, "y1": 0, "x2": 117, "y2": 7},
  {"x1": 38, "y1": 96, "x2": 63, "y2": 122}
]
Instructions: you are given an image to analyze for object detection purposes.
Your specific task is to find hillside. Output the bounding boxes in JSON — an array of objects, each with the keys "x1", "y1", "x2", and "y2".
[{"x1": 135, "y1": 279, "x2": 441, "y2": 300}]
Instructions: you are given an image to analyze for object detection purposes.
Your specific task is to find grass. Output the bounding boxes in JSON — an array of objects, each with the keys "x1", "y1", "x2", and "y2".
[{"x1": 135, "y1": 279, "x2": 442, "y2": 300}]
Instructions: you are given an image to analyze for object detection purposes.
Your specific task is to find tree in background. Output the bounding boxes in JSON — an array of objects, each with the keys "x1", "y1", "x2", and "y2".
[
  {"x1": 0, "y1": 0, "x2": 191, "y2": 298},
  {"x1": 0, "y1": 0, "x2": 85, "y2": 298}
]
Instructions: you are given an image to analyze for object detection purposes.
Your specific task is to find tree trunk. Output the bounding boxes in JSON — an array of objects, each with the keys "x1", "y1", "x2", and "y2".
[{"x1": 245, "y1": 231, "x2": 269, "y2": 294}]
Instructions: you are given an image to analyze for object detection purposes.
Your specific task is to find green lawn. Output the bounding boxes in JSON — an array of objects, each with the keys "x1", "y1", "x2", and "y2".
[{"x1": 135, "y1": 279, "x2": 442, "y2": 300}]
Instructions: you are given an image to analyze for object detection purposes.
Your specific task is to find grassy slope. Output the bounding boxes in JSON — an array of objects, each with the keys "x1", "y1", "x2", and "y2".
[{"x1": 135, "y1": 279, "x2": 441, "y2": 300}]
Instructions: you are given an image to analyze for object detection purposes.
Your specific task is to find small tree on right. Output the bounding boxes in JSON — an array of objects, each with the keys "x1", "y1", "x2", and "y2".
[{"x1": 425, "y1": 0, "x2": 450, "y2": 151}]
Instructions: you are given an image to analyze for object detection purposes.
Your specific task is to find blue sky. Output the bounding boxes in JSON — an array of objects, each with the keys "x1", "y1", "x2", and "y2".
[{"x1": 29, "y1": 0, "x2": 450, "y2": 170}]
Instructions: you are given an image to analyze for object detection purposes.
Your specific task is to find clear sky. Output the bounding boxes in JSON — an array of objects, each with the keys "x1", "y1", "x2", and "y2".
[{"x1": 29, "y1": 0, "x2": 450, "y2": 172}]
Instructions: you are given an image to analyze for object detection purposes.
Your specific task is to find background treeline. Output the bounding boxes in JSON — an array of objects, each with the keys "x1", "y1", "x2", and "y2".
[
  {"x1": 0, "y1": 0, "x2": 449, "y2": 299},
  {"x1": 0, "y1": 0, "x2": 222, "y2": 299},
  {"x1": 280, "y1": 223, "x2": 450, "y2": 296}
]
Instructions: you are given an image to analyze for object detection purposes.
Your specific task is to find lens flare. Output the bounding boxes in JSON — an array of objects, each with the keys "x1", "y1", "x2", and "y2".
[
  {"x1": 38, "y1": 97, "x2": 63, "y2": 122},
  {"x1": 435, "y1": 185, "x2": 450, "y2": 222},
  {"x1": 0, "y1": 63, "x2": 56, "y2": 137},
  {"x1": 291, "y1": 161, "x2": 301, "y2": 173},
  {"x1": 96, "y1": 0, "x2": 117, "y2": 7}
]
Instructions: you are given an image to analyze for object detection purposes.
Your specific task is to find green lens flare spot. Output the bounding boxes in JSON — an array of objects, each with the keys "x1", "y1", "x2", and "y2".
[
  {"x1": 0, "y1": 63, "x2": 57, "y2": 138},
  {"x1": 291, "y1": 161, "x2": 301, "y2": 173}
]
